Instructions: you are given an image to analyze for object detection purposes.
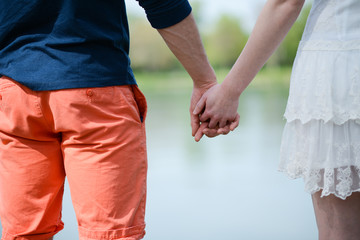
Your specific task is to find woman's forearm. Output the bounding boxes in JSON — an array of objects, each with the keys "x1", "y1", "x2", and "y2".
[{"x1": 223, "y1": 0, "x2": 305, "y2": 98}]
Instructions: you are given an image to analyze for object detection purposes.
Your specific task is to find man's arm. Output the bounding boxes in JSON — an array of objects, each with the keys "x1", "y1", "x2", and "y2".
[
  {"x1": 135, "y1": 0, "x2": 215, "y2": 84},
  {"x1": 135, "y1": 0, "x2": 228, "y2": 138},
  {"x1": 157, "y1": 14, "x2": 220, "y2": 137},
  {"x1": 156, "y1": 14, "x2": 216, "y2": 89}
]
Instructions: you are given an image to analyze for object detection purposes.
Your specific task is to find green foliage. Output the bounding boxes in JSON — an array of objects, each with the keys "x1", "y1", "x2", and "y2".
[
  {"x1": 128, "y1": 3, "x2": 312, "y2": 71},
  {"x1": 135, "y1": 66, "x2": 291, "y2": 95},
  {"x1": 204, "y1": 15, "x2": 248, "y2": 69},
  {"x1": 129, "y1": 17, "x2": 180, "y2": 71},
  {"x1": 267, "y1": 4, "x2": 311, "y2": 66}
]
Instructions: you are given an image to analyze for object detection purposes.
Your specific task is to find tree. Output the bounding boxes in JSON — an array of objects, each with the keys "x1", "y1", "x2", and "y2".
[
  {"x1": 128, "y1": 16, "x2": 180, "y2": 71},
  {"x1": 267, "y1": 4, "x2": 311, "y2": 67},
  {"x1": 204, "y1": 15, "x2": 249, "y2": 69}
]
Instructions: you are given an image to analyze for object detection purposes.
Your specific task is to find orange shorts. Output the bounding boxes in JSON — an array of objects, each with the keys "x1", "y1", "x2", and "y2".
[{"x1": 0, "y1": 76, "x2": 148, "y2": 240}]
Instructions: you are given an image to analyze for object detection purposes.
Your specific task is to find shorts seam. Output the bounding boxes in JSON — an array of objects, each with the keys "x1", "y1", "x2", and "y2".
[
  {"x1": 78, "y1": 224, "x2": 145, "y2": 240},
  {"x1": 1, "y1": 221, "x2": 64, "y2": 240}
]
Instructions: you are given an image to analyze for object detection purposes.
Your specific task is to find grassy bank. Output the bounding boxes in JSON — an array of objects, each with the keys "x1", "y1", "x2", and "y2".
[{"x1": 134, "y1": 66, "x2": 291, "y2": 95}]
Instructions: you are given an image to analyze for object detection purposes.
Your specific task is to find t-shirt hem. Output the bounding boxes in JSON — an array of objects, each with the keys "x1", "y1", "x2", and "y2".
[
  {"x1": 147, "y1": 1, "x2": 192, "y2": 29},
  {"x1": 0, "y1": 76, "x2": 137, "y2": 91}
]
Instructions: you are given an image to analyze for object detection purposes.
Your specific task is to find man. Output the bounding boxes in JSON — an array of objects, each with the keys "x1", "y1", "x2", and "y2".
[{"x1": 0, "y1": 0, "x2": 231, "y2": 239}]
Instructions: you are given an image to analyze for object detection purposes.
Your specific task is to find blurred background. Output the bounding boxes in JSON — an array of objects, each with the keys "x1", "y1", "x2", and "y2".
[{"x1": 0, "y1": 0, "x2": 318, "y2": 239}]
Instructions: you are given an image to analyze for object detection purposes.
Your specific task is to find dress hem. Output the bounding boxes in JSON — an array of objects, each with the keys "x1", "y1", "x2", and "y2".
[{"x1": 278, "y1": 168, "x2": 360, "y2": 200}]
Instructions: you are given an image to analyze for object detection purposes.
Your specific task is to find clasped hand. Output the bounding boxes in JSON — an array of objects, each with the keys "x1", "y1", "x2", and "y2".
[{"x1": 190, "y1": 83, "x2": 240, "y2": 142}]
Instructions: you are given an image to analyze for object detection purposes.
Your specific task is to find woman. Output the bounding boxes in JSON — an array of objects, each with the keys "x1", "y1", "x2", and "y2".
[{"x1": 193, "y1": 0, "x2": 360, "y2": 239}]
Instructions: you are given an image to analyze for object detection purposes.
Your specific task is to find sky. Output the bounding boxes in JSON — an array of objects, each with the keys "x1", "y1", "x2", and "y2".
[{"x1": 124, "y1": 0, "x2": 267, "y2": 31}]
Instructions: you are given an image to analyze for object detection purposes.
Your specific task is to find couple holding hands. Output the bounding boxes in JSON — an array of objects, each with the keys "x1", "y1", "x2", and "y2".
[{"x1": 0, "y1": 0, "x2": 359, "y2": 239}]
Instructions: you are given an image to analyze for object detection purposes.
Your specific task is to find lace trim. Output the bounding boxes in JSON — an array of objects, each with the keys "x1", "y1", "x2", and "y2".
[
  {"x1": 279, "y1": 120, "x2": 360, "y2": 199},
  {"x1": 298, "y1": 40, "x2": 360, "y2": 51},
  {"x1": 284, "y1": 46, "x2": 360, "y2": 123},
  {"x1": 279, "y1": 166, "x2": 360, "y2": 200}
]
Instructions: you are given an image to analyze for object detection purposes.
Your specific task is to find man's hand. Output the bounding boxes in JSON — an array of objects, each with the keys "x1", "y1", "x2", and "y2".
[
  {"x1": 157, "y1": 13, "x2": 239, "y2": 141},
  {"x1": 190, "y1": 82, "x2": 217, "y2": 141},
  {"x1": 193, "y1": 121, "x2": 235, "y2": 142},
  {"x1": 192, "y1": 83, "x2": 240, "y2": 141}
]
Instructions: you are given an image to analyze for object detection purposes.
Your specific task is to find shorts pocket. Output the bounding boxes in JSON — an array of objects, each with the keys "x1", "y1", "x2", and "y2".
[{"x1": 131, "y1": 85, "x2": 147, "y2": 123}]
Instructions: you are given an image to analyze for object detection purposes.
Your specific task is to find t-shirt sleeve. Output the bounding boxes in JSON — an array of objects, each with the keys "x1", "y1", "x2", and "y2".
[{"x1": 135, "y1": 0, "x2": 192, "y2": 29}]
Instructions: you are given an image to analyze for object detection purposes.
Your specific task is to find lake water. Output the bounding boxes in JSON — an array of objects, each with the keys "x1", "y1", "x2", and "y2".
[{"x1": 0, "y1": 77, "x2": 318, "y2": 240}]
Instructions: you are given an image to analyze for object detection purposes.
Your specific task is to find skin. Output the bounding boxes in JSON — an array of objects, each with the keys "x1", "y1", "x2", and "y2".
[
  {"x1": 312, "y1": 192, "x2": 360, "y2": 240},
  {"x1": 192, "y1": 0, "x2": 360, "y2": 238},
  {"x1": 193, "y1": 0, "x2": 305, "y2": 139},
  {"x1": 157, "y1": 14, "x2": 240, "y2": 141}
]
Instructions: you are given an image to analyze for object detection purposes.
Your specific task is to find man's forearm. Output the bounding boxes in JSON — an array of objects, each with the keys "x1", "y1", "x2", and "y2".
[{"x1": 157, "y1": 13, "x2": 216, "y2": 87}]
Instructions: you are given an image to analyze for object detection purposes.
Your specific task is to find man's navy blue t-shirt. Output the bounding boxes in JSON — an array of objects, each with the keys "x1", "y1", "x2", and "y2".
[{"x1": 0, "y1": 0, "x2": 192, "y2": 91}]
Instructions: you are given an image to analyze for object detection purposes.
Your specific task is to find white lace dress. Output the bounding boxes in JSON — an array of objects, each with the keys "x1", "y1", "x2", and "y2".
[{"x1": 279, "y1": 0, "x2": 360, "y2": 199}]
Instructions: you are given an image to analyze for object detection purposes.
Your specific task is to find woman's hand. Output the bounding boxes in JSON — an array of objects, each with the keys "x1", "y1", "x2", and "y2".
[{"x1": 192, "y1": 83, "x2": 240, "y2": 141}]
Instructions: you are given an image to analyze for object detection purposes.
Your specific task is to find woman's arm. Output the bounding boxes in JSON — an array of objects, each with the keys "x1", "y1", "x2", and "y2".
[{"x1": 193, "y1": 0, "x2": 305, "y2": 139}]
